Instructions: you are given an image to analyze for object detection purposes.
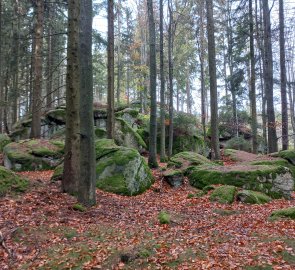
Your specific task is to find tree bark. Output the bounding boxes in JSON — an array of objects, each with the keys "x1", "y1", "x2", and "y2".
[
  {"x1": 249, "y1": 0, "x2": 258, "y2": 153},
  {"x1": 262, "y1": 0, "x2": 278, "y2": 153},
  {"x1": 279, "y1": 0, "x2": 288, "y2": 150},
  {"x1": 107, "y1": 0, "x2": 115, "y2": 139},
  {"x1": 159, "y1": 0, "x2": 166, "y2": 162},
  {"x1": 206, "y1": 0, "x2": 220, "y2": 159},
  {"x1": 46, "y1": 5, "x2": 53, "y2": 110},
  {"x1": 63, "y1": 0, "x2": 80, "y2": 195},
  {"x1": 78, "y1": 0, "x2": 96, "y2": 206},
  {"x1": 30, "y1": 0, "x2": 44, "y2": 138},
  {"x1": 0, "y1": 0, "x2": 2, "y2": 133},
  {"x1": 147, "y1": 0, "x2": 158, "y2": 168}
]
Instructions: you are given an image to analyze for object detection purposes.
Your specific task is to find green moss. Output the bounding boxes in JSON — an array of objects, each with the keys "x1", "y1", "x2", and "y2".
[
  {"x1": 116, "y1": 117, "x2": 147, "y2": 148},
  {"x1": 96, "y1": 174, "x2": 128, "y2": 195},
  {"x1": 73, "y1": 203, "x2": 87, "y2": 212},
  {"x1": 46, "y1": 108, "x2": 66, "y2": 124},
  {"x1": 0, "y1": 166, "x2": 29, "y2": 196},
  {"x1": 278, "y1": 150, "x2": 295, "y2": 161},
  {"x1": 209, "y1": 185, "x2": 237, "y2": 204},
  {"x1": 51, "y1": 164, "x2": 63, "y2": 181},
  {"x1": 95, "y1": 128, "x2": 107, "y2": 139},
  {"x1": 95, "y1": 139, "x2": 121, "y2": 159},
  {"x1": 187, "y1": 190, "x2": 205, "y2": 198},
  {"x1": 269, "y1": 207, "x2": 295, "y2": 220},
  {"x1": 0, "y1": 134, "x2": 11, "y2": 152},
  {"x1": 203, "y1": 185, "x2": 215, "y2": 193},
  {"x1": 237, "y1": 190, "x2": 272, "y2": 204},
  {"x1": 115, "y1": 108, "x2": 139, "y2": 118},
  {"x1": 225, "y1": 137, "x2": 251, "y2": 152},
  {"x1": 188, "y1": 164, "x2": 289, "y2": 198},
  {"x1": 158, "y1": 211, "x2": 170, "y2": 224}
]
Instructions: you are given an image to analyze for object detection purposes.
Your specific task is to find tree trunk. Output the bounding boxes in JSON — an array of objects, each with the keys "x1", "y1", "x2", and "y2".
[
  {"x1": 262, "y1": 0, "x2": 278, "y2": 153},
  {"x1": 249, "y1": 0, "x2": 258, "y2": 153},
  {"x1": 168, "y1": 0, "x2": 174, "y2": 158},
  {"x1": 159, "y1": 0, "x2": 166, "y2": 162},
  {"x1": 116, "y1": 0, "x2": 121, "y2": 105},
  {"x1": 63, "y1": 0, "x2": 80, "y2": 195},
  {"x1": 79, "y1": 0, "x2": 96, "y2": 206},
  {"x1": 46, "y1": 5, "x2": 53, "y2": 110},
  {"x1": 0, "y1": 0, "x2": 2, "y2": 133},
  {"x1": 147, "y1": 0, "x2": 158, "y2": 168},
  {"x1": 279, "y1": 0, "x2": 288, "y2": 150},
  {"x1": 30, "y1": 0, "x2": 44, "y2": 138},
  {"x1": 206, "y1": 0, "x2": 220, "y2": 160},
  {"x1": 107, "y1": 0, "x2": 115, "y2": 139}
]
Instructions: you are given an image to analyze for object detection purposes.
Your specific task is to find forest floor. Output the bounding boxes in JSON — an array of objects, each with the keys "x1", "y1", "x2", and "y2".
[{"x1": 0, "y1": 156, "x2": 295, "y2": 270}]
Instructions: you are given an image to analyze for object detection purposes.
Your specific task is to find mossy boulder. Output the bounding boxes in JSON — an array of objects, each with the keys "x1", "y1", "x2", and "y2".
[
  {"x1": 0, "y1": 134, "x2": 11, "y2": 152},
  {"x1": 51, "y1": 163, "x2": 63, "y2": 181},
  {"x1": 3, "y1": 139, "x2": 64, "y2": 171},
  {"x1": 225, "y1": 137, "x2": 251, "y2": 152},
  {"x1": 237, "y1": 190, "x2": 272, "y2": 204},
  {"x1": 115, "y1": 108, "x2": 139, "y2": 128},
  {"x1": 0, "y1": 166, "x2": 29, "y2": 196},
  {"x1": 209, "y1": 185, "x2": 236, "y2": 204},
  {"x1": 163, "y1": 170, "x2": 183, "y2": 187},
  {"x1": 270, "y1": 207, "x2": 295, "y2": 220},
  {"x1": 114, "y1": 118, "x2": 147, "y2": 152},
  {"x1": 96, "y1": 139, "x2": 153, "y2": 195},
  {"x1": 276, "y1": 150, "x2": 295, "y2": 166},
  {"x1": 188, "y1": 164, "x2": 294, "y2": 199},
  {"x1": 45, "y1": 108, "x2": 66, "y2": 124},
  {"x1": 168, "y1": 151, "x2": 211, "y2": 173}
]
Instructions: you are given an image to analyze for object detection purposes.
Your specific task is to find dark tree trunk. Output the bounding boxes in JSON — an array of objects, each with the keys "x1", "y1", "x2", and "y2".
[
  {"x1": 63, "y1": 0, "x2": 80, "y2": 195},
  {"x1": 159, "y1": 0, "x2": 166, "y2": 162},
  {"x1": 279, "y1": 0, "x2": 288, "y2": 150},
  {"x1": 107, "y1": 0, "x2": 115, "y2": 139},
  {"x1": 249, "y1": 0, "x2": 258, "y2": 153},
  {"x1": 147, "y1": 0, "x2": 158, "y2": 168},
  {"x1": 262, "y1": 0, "x2": 278, "y2": 153},
  {"x1": 0, "y1": 0, "x2": 2, "y2": 133},
  {"x1": 30, "y1": 0, "x2": 44, "y2": 138},
  {"x1": 78, "y1": 0, "x2": 96, "y2": 206},
  {"x1": 206, "y1": 0, "x2": 220, "y2": 159},
  {"x1": 46, "y1": 5, "x2": 53, "y2": 110},
  {"x1": 168, "y1": 0, "x2": 174, "y2": 158}
]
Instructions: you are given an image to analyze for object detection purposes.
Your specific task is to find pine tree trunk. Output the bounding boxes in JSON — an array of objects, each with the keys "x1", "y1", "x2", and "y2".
[
  {"x1": 30, "y1": 0, "x2": 44, "y2": 138},
  {"x1": 79, "y1": 0, "x2": 96, "y2": 206},
  {"x1": 0, "y1": 0, "x2": 2, "y2": 133},
  {"x1": 279, "y1": 0, "x2": 288, "y2": 150},
  {"x1": 159, "y1": 0, "x2": 166, "y2": 162},
  {"x1": 206, "y1": 0, "x2": 220, "y2": 160},
  {"x1": 147, "y1": 0, "x2": 158, "y2": 168},
  {"x1": 107, "y1": 0, "x2": 115, "y2": 139},
  {"x1": 168, "y1": 0, "x2": 174, "y2": 158},
  {"x1": 116, "y1": 0, "x2": 121, "y2": 105},
  {"x1": 63, "y1": 0, "x2": 80, "y2": 195},
  {"x1": 249, "y1": 0, "x2": 258, "y2": 153},
  {"x1": 262, "y1": 0, "x2": 278, "y2": 153},
  {"x1": 46, "y1": 5, "x2": 53, "y2": 110}
]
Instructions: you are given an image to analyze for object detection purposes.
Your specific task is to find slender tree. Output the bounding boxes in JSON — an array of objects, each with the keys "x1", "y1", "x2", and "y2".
[
  {"x1": 206, "y1": 0, "x2": 220, "y2": 159},
  {"x1": 249, "y1": 0, "x2": 258, "y2": 153},
  {"x1": 30, "y1": 0, "x2": 44, "y2": 138},
  {"x1": 262, "y1": 0, "x2": 278, "y2": 153},
  {"x1": 107, "y1": 0, "x2": 115, "y2": 139},
  {"x1": 279, "y1": 0, "x2": 288, "y2": 150},
  {"x1": 159, "y1": 0, "x2": 166, "y2": 162},
  {"x1": 63, "y1": 0, "x2": 80, "y2": 195},
  {"x1": 147, "y1": 0, "x2": 158, "y2": 168},
  {"x1": 78, "y1": 0, "x2": 96, "y2": 206},
  {"x1": 0, "y1": 0, "x2": 2, "y2": 133}
]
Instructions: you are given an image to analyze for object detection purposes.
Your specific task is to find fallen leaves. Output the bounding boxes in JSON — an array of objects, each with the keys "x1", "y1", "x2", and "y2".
[{"x1": 0, "y1": 166, "x2": 294, "y2": 269}]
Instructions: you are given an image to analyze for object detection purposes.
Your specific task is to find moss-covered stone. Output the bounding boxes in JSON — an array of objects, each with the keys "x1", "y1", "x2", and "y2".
[
  {"x1": 3, "y1": 139, "x2": 64, "y2": 171},
  {"x1": 51, "y1": 163, "x2": 63, "y2": 181},
  {"x1": 168, "y1": 151, "x2": 211, "y2": 173},
  {"x1": 96, "y1": 140, "x2": 153, "y2": 196},
  {"x1": 114, "y1": 118, "x2": 147, "y2": 151},
  {"x1": 115, "y1": 108, "x2": 139, "y2": 127},
  {"x1": 163, "y1": 170, "x2": 183, "y2": 187},
  {"x1": 277, "y1": 150, "x2": 295, "y2": 166},
  {"x1": 237, "y1": 190, "x2": 272, "y2": 204},
  {"x1": 0, "y1": 166, "x2": 28, "y2": 196},
  {"x1": 0, "y1": 134, "x2": 11, "y2": 152},
  {"x1": 269, "y1": 207, "x2": 295, "y2": 220},
  {"x1": 95, "y1": 128, "x2": 107, "y2": 139},
  {"x1": 158, "y1": 211, "x2": 170, "y2": 224},
  {"x1": 188, "y1": 164, "x2": 294, "y2": 199},
  {"x1": 45, "y1": 108, "x2": 66, "y2": 124},
  {"x1": 209, "y1": 185, "x2": 236, "y2": 204},
  {"x1": 225, "y1": 137, "x2": 251, "y2": 152}
]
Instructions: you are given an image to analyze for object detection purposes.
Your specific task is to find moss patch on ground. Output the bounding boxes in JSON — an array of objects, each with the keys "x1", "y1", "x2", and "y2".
[
  {"x1": 0, "y1": 134, "x2": 11, "y2": 152},
  {"x1": 0, "y1": 166, "x2": 28, "y2": 196},
  {"x1": 237, "y1": 190, "x2": 272, "y2": 204},
  {"x1": 209, "y1": 185, "x2": 236, "y2": 204}
]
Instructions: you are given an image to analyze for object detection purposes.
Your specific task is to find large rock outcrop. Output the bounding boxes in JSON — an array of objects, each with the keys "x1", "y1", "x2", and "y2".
[
  {"x1": 3, "y1": 139, "x2": 64, "y2": 171},
  {"x1": 188, "y1": 164, "x2": 294, "y2": 199}
]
